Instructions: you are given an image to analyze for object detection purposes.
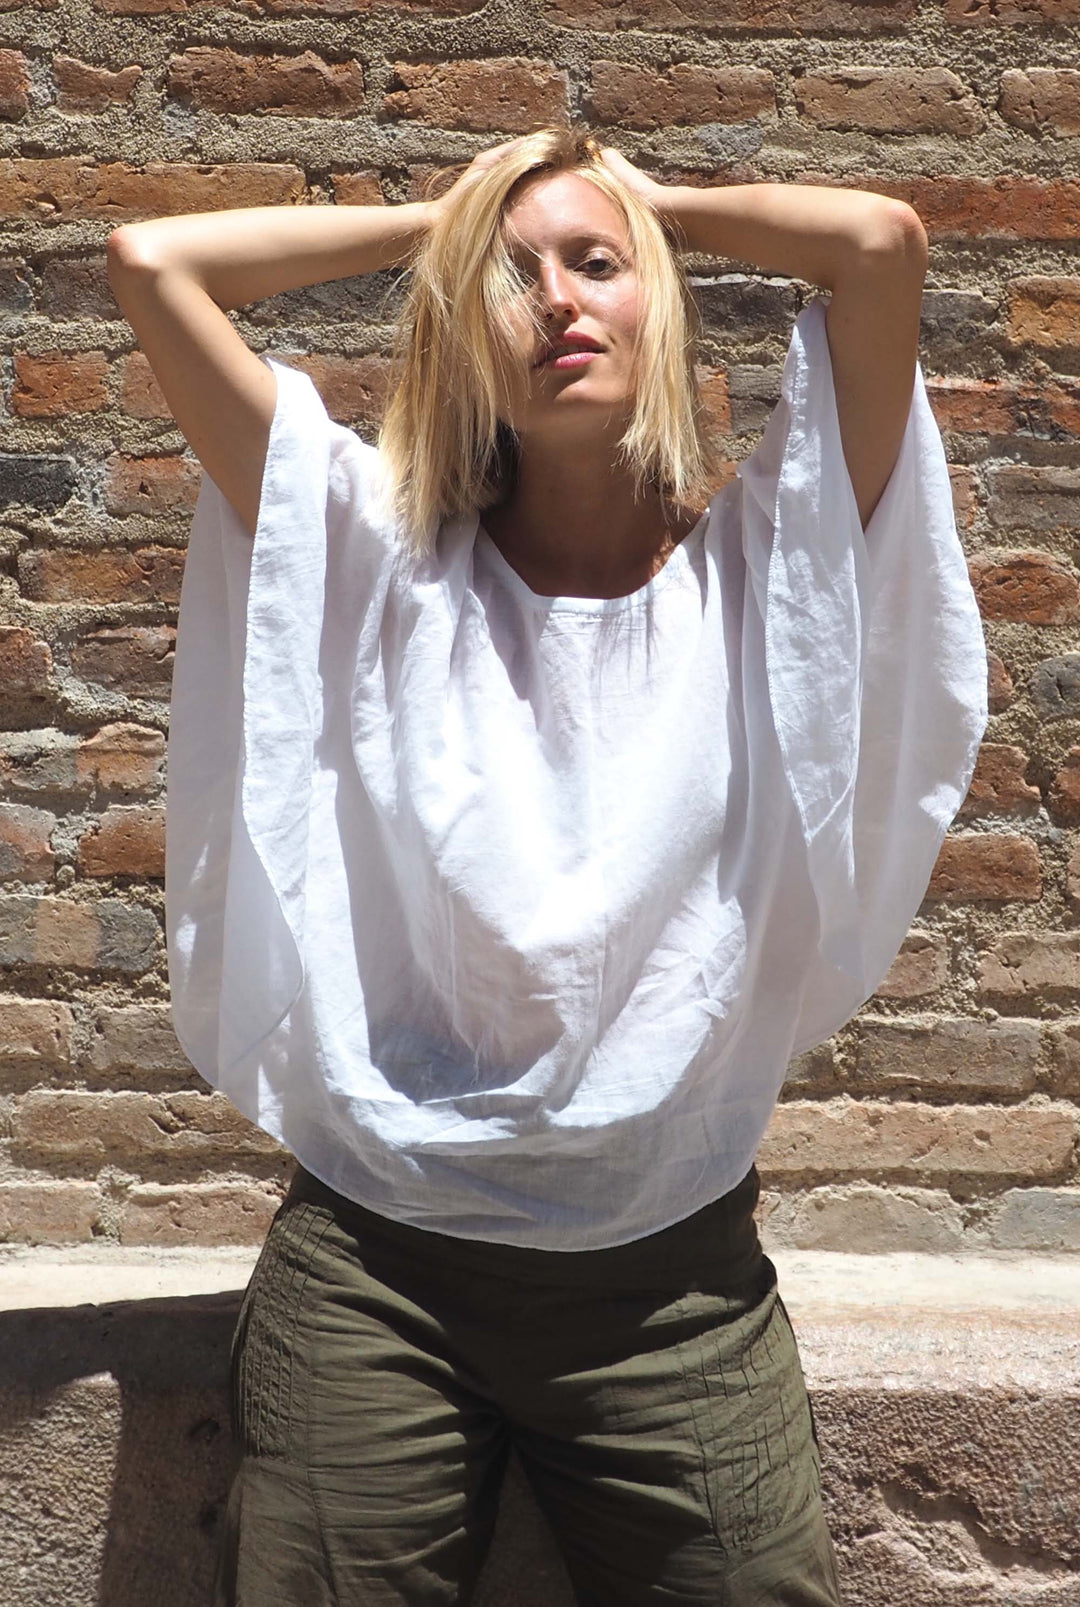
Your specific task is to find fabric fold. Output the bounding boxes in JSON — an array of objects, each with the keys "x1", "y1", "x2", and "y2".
[
  {"x1": 165, "y1": 355, "x2": 330, "y2": 1085},
  {"x1": 739, "y1": 297, "x2": 988, "y2": 1047}
]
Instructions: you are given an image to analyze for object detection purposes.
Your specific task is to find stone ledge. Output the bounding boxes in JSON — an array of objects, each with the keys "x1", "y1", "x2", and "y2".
[{"x1": 1, "y1": 1250, "x2": 1078, "y2": 1605}]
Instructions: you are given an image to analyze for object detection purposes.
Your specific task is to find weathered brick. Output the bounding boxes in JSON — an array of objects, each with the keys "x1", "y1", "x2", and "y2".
[
  {"x1": 984, "y1": 1187, "x2": 1080, "y2": 1252},
  {"x1": 957, "y1": 744, "x2": 1042, "y2": 821},
  {"x1": 925, "y1": 377, "x2": 1014, "y2": 436},
  {"x1": 78, "y1": 804, "x2": 165, "y2": 878},
  {"x1": 0, "y1": 158, "x2": 303, "y2": 223},
  {"x1": 0, "y1": 802, "x2": 56, "y2": 881},
  {"x1": 1048, "y1": 748, "x2": 1080, "y2": 826},
  {"x1": 119, "y1": 1181, "x2": 282, "y2": 1245},
  {"x1": 19, "y1": 545, "x2": 185, "y2": 605},
  {"x1": 83, "y1": 1003, "x2": 194, "y2": 1088},
  {"x1": 795, "y1": 172, "x2": 1080, "y2": 242},
  {"x1": 1047, "y1": 1021, "x2": 1080, "y2": 1097},
  {"x1": 1000, "y1": 68, "x2": 1080, "y2": 135},
  {"x1": 589, "y1": 61, "x2": 775, "y2": 129},
  {"x1": 545, "y1": 0, "x2": 917, "y2": 30},
  {"x1": 0, "y1": 454, "x2": 78, "y2": 511},
  {"x1": 11, "y1": 1089, "x2": 284, "y2": 1166},
  {"x1": 985, "y1": 466, "x2": 1080, "y2": 532},
  {"x1": 695, "y1": 364, "x2": 731, "y2": 435},
  {"x1": 0, "y1": 996, "x2": 73, "y2": 1070},
  {"x1": 76, "y1": 723, "x2": 165, "y2": 796},
  {"x1": 977, "y1": 932, "x2": 1080, "y2": 1001},
  {"x1": 764, "y1": 1184, "x2": 965, "y2": 1254},
  {"x1": 104, "y1": 452, "x2": 202, "y2": 515},
  {"x1": 758, "y1": 1098, "x2": 1075, "y2": 1181},
  {"x1": 384, "y1": 58, "x2": 568, "y2": 133},
  {"x1": 0, "y1": 1181, "x2": 100, "y2": 1244},
  {"x1": 927, "y1": 833, "x2": 1041, "y2": 902},
  {"x1": 329, "y1": 169, "x2": 384, "y2": 207},
  {"x1": 1030, "y1": 655, "x2": 1080, "y2": 721},
  {"x1": 70, "y1": 625, "x2": 175, "y2": 700},
  {"x1": 947, "y1": 0, "x2": 1080, "y2": 18},
  {"x1": 872, "y1": 932, "x2": 949, "y2": 1000},
  {"x1": 970, "y1": 552, "x2": 1079, "y2": 624},
  {"x1": 855, "y1": 1016, "x2": 1040, "y2": 1096},
  {"x1": 11, "y1": 351, "x2": 109, "y2": 416},
  {"x1": 167, "y1": 47, "x2": 364, "y2": 117},
  {"x1": 795, "y1": 67, "x2": 983, "y2": 136},
  {"x1": 1007, "y1": 277, "x2": 1080, "y2": 365},
  {"x1": 53, "y1": 55, "x2": 141, "y2": 112},
  {"x1": 0, "y1": 893, "x2": 159, "y2": 972},
  {"x1": 39, "y1": 255, "x2": 116, "y2": 319},
  {"x1": 0, "y1": 48, "x2": 30, "y2": 119},
  {"x1": 987, "y1": 651, "x2": 1014, "y2": 714},
  {"x1": 286, "y1": 353, "x2": 391, "y2": 427},
  {"x1": 0, "y1": 255, "x2": 32, "y2": 315},
  {"x1": 0, "y1": 626, "x2": 53, "y2": 698}
]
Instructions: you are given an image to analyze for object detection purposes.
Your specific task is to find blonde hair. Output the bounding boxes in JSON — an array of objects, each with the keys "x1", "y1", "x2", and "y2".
[{"x1": 376, "y1": 122, "x2": 723, "y2": 562}]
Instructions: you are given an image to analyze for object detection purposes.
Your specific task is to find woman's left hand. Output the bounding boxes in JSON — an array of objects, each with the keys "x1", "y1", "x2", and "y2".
[{"x1": 597, "y1": 147, "x2": 677, "y2": 225}]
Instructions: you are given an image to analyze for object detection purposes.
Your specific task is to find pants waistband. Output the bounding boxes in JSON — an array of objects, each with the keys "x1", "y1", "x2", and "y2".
[{"x1": 284, "y1": 1164, "x2": 765, "y2": 1293}]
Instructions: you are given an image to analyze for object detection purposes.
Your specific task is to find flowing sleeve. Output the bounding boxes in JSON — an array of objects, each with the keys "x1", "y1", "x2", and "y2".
[
  {"x1": 164, "y1": 355, "x2": 387, "y2": 1088},
  {"x1": 738, "y1": 296, "x2": 989, "y2": 1056}
]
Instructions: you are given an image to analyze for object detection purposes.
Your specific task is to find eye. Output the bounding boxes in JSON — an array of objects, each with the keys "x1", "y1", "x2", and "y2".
[{"x1": 581, "y1": 256, "x2": 615, "y2": 274}]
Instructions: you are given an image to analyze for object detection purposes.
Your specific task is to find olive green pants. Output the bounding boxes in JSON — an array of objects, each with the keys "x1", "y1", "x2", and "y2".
[{"x1": 216, "y1": 1162, "x2": 842, "y2": 1606}]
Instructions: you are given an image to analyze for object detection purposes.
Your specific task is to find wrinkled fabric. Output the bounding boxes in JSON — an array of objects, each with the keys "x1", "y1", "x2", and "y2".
[{"x1": 165, "y1": 296, "x2": 988, "y2": 1249}]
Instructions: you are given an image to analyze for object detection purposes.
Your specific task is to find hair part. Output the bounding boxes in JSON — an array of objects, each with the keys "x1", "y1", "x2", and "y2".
[{"x1": 376, "y1": 122, "x2": 724, "y2": 563}]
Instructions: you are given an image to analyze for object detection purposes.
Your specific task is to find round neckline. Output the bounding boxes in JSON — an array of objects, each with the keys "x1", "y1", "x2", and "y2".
[{"x1": 472, "y1": 508, "x2": 709, "y2": 615}]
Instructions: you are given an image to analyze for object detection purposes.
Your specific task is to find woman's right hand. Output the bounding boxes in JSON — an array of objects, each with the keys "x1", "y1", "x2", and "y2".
[{"x1": 425, "y1": 136, "x2": 535, "y2": 227}]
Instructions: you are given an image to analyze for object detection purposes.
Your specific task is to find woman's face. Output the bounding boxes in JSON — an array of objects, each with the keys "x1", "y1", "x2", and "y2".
[{"x1": 495, "y1": 169, "x2": 643, "y2": 442}]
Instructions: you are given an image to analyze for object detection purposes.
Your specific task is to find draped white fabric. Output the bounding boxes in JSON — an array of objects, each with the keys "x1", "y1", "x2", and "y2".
[{"x1": 164, "y1": 296, "x2": 988, "y2": 1248}]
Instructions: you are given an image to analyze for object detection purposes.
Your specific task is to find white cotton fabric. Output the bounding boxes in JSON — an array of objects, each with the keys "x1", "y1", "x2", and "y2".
[{"x1": 164, "y1": 296, "x2": 988, "y2": 1250}]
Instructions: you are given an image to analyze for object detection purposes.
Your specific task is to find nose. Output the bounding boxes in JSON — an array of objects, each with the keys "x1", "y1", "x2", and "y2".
[{"x1": 536, "y1": 257, "x2": 579, "y2": 320}]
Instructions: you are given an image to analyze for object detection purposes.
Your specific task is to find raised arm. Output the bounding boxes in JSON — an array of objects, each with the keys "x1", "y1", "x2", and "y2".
[
  {"x1": 600, "y1": 156, "x2": 930, "y2": 534},
  {"x1": 106, "y1": 199, "x2": 437, "y2": 538}
]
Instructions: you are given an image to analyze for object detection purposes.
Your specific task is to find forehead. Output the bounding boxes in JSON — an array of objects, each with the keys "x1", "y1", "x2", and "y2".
[{"x1": 502, "y1": 170, "x2": 629, "y2": 253}]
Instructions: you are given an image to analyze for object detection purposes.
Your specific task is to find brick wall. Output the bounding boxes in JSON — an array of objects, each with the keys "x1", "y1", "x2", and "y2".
[{"x1": 1, "y1": 0, "x2": 1077, "y2": 1253}]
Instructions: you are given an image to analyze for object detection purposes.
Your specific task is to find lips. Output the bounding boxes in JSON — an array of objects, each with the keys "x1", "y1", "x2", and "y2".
[{"x1": 535, "y1": 335, "x2": 604, "y2": 367}]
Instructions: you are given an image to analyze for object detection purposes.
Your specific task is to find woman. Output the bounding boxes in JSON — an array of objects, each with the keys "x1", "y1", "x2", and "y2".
[{"x1": 108, "y1": 124, "x2": 987, "y2": 1605}]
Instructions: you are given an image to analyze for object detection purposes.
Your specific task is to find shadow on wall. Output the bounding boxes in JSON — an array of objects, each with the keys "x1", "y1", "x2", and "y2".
[{"x1": 0, "y1": 1293, "x2": 574, "y2": 1607}]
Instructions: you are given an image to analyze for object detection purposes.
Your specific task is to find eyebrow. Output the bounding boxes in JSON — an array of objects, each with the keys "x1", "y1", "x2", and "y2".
[{"x1": 506, "y1": 231, "x2": 627, "y2": 261}]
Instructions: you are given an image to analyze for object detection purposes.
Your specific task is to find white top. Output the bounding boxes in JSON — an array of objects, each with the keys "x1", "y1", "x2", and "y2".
[{"x1": 164, "y1": 296, "x2": 988, "y2": 1250}]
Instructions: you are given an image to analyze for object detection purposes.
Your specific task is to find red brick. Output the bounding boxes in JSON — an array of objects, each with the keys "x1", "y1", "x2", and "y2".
[
  {"x1": 987, "y1": 650, "x2": 1014, "y2": 714},
  {"x1": 957, "y1": 744, "x2": 1042, "y2": 821},
  {"x1": 0, "y1": 802, "x2": 56, "y2": 881},
  {"x1": 53, "y1": 54, "x2": 141, "y2": 111},
  {"x1": 978, "y1": 932, "x2": 1080, "y2": 1001},
  {"x1": 384, "y1": 58, "x2": 568, "y2": 133},
  {"x1": 969, "y1": 552, "x2": 1080, "y2": 624},
  {"x1": 167, "y1": 47, "x2": 364, "y2": 117},
  {"x1": 83, "y1": 1003, "x2": 193, "y2": 1088},
  {"x1": 1006, "y1": 277, "x2": 1080, "y2": 363},
  {"x1": 78, "y1": 804, "x2": 165, "y2": 878},
  {"x1": 329, "y1": 170, "x2": 384, "y2": 207},
  {"x1": 71, "y1": 625, "x2": 175, "y2": 700},
  {"x1": 1000, "y1": 68, "x2": 1080, "y2": 135},
  {"x1": 758, "y1": 1098, "x2": 1075, "y2": 1181},
  {"x1": 925, "y1": 376, "x2": 1013, "y2": 435},
  {"x1": 0, "y1": 158, "x2": 303, "y2": 223},
  {"x1": 1048, "y1": 748, "x2": 1080, "y2": 826},
  {"x1": 104, "y1": 452, "x2": 202, "y2": 515},
  {"x1": 927, "y1": 833, "x2": 1042, "y2": 902},
  {"x1": 0, "y1": 48, "x2": 30, "y2": 119},
  {"x1": 12, "y1": 350, "x2": 109, "y2": 416},
  {"x1": 119, "y1": 1181, "x2": 282, "y2": 1245},
  {"x1": 696, "y1": 365, "x2": 731, "y2": 435},
  {"x1": 589, "y1": 61, "x2": 775, "y2": 129},
  {"x1": 19, "y1": 545, "x2": 185, "y2": 604},
  {"x1": 794, "y1": 172, "x2": 1080, "y2": 242},
  {"x1": 795, "y1": 67, "x2": 983, "y2": 136}
]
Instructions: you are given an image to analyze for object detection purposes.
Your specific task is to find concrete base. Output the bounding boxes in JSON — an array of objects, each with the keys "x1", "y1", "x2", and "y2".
[{"x1": 1, "y1": 1247, "x2": 1078, "y2": 1606}]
